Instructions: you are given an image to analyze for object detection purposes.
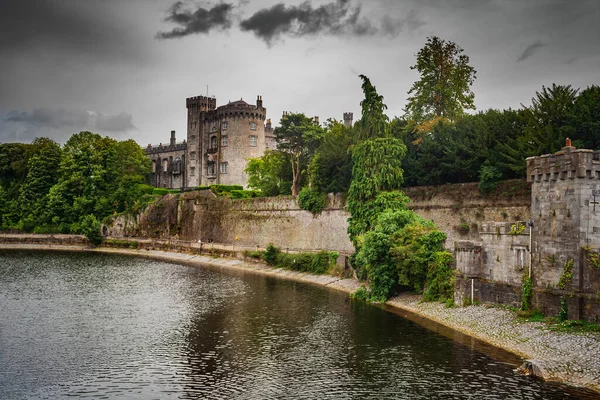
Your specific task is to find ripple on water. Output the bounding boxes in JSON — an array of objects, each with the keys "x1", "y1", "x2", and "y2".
[{"x1": 0, "y1": 250, "x2": 597, "y2": 399}]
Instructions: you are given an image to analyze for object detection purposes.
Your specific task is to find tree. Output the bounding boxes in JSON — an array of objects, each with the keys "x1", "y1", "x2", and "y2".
[
  {"x1": 358, "y1": 74, "x2": 389, "y2": 140},
  {"x1": 274, "y1": 113, "x2": 323, "y2": 197},
  {"x1": 405, "y1": 36, "x2": 476, "y2": 123},
  {"x1": 245, "y1": 150, "x2": 293, "y2": 196},
  {"x1": 309, "y1": 119, "x2": 355, "y2": 194},
  {"x1": 567, "y1": 85, "x2": 600, "y2": 149}
]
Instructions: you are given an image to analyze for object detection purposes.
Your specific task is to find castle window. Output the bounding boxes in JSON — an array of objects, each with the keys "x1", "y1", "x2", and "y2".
[
  {"x1": 190, "y1": 152, "x2": 196, "y2": 160},
  {"x1": 221, "y1": 135, "x2": 228, "y2": 147},
  {"x1": 250, "y1": 135, "x2": 257, "y2": 147},
  {"x1": 250, "y1": 122, "x2": 257, "y2": 131},
  {"x1": 211, "y1": 125, "x2": 217, "y2": 132},
  {"x1": 190, "y1": 167, "x2": 195, "y2": 176},
  {"x1": 220, "y1": 162, "x2": 228, "y2": 174},
  {"x1": 173, "y1": 158, "x2": 182, "y2": 174},
  {"x1": 208, "y1": 162, "x2": 216, "y2": 176},
  {"x1": 210, "y1": 136, "x2": 217, "y2": 149},
  {"x1": 222, "y1": 122, "x2": 228, "y2": 130},
  {"x1": 152, "y1": 160, "x2": 156, "y2": 173},
  {"x1": 162, "y1": 159, "x2": 168, "y2": 172},
  {"x1": 190, "y1": 135, "x2": 196, "y2": 145}
]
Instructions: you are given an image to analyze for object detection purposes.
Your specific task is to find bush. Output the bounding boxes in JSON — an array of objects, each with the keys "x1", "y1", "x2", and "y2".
[
  {"x1": 479, "y1": 165, "x2": 503, "y2": 197},
  {"x1": 210, "y1": 184, "x2": 244, "y2": 196},
  {"x1": 262, "y1": 244, "x2": 337, "y2": 274},
  {"x1": 298, "y1": 187, "x2": 327, "y2": 215},
  {"x1": 263, "y1": 243, "x2": 280, "y2": 265},
  {"x1": 230, "y1": 190, "x2": 261, "y2": 199},
  {"x1": 242, "y1": 250, "x2": 263, "y2": 260},
  {"x1": 79, "y1": 214, "x2": 103, "y2": 246},
  {"x1": 455, "y1": 223, "x2": 470, "y2": 235}
]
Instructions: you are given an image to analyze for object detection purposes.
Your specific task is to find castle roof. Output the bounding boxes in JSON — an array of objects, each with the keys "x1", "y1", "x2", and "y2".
[{"x1": 227, "y1": 99, "x2": 250, "y2": 106}]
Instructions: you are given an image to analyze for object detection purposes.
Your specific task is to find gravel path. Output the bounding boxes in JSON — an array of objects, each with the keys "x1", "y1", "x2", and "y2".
[
  {"x1": 387, "y1": 294, "x2": 600, "y2": 393},
  {"x1": 2, "y1": 243, "x2": 599, "y2": 393}
]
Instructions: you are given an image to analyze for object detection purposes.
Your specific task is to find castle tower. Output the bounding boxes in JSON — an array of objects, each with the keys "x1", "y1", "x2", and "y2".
[
  {"x1": 170, "y1": 130, "x2": 176, "y2": 146},
  {"x1": 186, "y1": 95, "x2": 217, "y2": 187},
  {"x1": 527, "y1": 139, "x2": 600, "y2": 319},
  {"x1": 343, "y1": 112, "x2": 353, "y2": 127}
]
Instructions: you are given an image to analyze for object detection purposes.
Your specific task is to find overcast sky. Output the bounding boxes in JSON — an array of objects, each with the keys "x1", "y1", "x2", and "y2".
[{"x1": 1, "y1": 0, "x2": 599, "y2": 145}]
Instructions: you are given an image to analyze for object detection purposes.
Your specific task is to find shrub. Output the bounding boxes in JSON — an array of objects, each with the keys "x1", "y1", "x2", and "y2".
[
  {"x1": 230, "y1": 190, "x2": 261, "y2": 199},
  {"x1": 210, "y1": 184, "x2": 244, "y2": 196},
  {"x1": 243, "y1": 250, "x2": 263, "y2": 260},
  {"x1": 455, "y1": 223, "x2": 470, "y2": 235},
  {"x1": 479, "y1": 165, "x2": 503, "y2": 197},
  {"x1": 275, "y1": 250, "x2": 337, "y2": 274},
  {"x1": 79, "y1": 214, "x2": 103, "y2": 246},
  {"x1": 298, "y1": 187, "x2": 328, "y2": 215},
  {"x1": 263, "y1": 243, "x2": 280, "y2": 265}
]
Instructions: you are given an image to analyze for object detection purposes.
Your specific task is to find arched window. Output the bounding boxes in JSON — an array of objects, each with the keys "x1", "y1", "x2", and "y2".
[
  {"x1": 173, "y1": 157, "x2": 182, "y2": 174},
  {"x1": 152, "y1": 160, "x2": 156, "y2": 173},
  {"x1": 162, "y1": 159, "x2": 168, "y2": 172},
  {"x1": 210, "y1": 136, "x2": 217, "y2": 149}
]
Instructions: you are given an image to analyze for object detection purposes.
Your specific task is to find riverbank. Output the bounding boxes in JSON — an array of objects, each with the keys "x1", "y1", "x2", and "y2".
[{"x1": 1, "y1": 241, "x2": 599, "y2": 394}]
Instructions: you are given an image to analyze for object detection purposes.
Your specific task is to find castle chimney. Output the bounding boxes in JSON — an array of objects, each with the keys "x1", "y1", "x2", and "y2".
[
  {"x1": 266, "y1": 118, "x2": 272, "y2": 130},
  {"x1": 343, "y1": 112, "x2": 353, "y2": 128},
  {"x1": 257, "y1": 95, "x2": 263, "y2": 108},
  {"x1": 566, "y1": 138, "x2": 572, "y2": 147},
  {"x1": 170, "y1": 130, "x2": 176, "y2": 146},
  {"x1": 314, "y1": 116, "x2": 319, "y2": 126}
]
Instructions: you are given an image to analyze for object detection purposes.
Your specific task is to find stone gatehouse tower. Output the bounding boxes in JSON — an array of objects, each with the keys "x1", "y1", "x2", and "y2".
[{"x1": 146, "y1": 95, "x2": 274, "y2": 189}]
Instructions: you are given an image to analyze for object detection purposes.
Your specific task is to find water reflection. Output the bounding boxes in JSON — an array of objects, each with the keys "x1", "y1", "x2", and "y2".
[{"x1": 0, "y1": 250, "x2": 596, "y2": 399}]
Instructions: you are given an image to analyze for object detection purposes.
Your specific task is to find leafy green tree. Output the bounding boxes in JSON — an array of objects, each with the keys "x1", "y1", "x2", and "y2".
[
  {"x1": 309, "y1": 119, "x2": 355, "y2": 194},
  {"x1": 19, "y1": 138, "x2": 63, "y2": 230},
  {"x1": 245, "y1": 150, "x2": 293, "y2": 196},
  {"x1": 405, "y1": 36, "x2": 476, "y2": 123},
  {"x1": 274, "y1": 113, "x2": 324, "y2": 196},
  {"x1": 568, "y1": 85, "x2": 600, "y2": 149},
  {"x1": 358, "y1": 74, "x2": 389, "y2": 140}
]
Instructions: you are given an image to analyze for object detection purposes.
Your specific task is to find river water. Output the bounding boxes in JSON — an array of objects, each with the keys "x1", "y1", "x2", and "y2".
[{"x1": 0, "y1": 250, "x2": 596, "y2": 399}]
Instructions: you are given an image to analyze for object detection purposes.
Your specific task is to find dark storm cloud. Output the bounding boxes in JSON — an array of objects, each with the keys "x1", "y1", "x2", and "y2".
[
  {"x1": 157, "y1": 1, "x2": 235, "y2": 39},
  {"x1": 0, "y1": 0, "x2": 134, "y2": 58},
  {"x1": 5, "y1": 109, "x2": 136, "y2": 132},
  {"x1": 517, "y1": 41, "x2": 545, "y2": 62},
  {"x1": 239, "y1": 0, "x2": 413, "y2": 44}
]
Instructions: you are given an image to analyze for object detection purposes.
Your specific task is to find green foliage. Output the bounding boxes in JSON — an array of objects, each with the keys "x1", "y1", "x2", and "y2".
[
  {"x1": 210, "y1": 184, "x2": 243, "y2": 194},
  {"x1": 455, "y1": 223, "x2": 470, "y2": 235},
  {"x1": 558, "y1": 297, "x2": 569, "y2": 322},
  {"x1": 274, "y1": 113, "x2": 324, "y2": 196},
  {"x1": 583, "y1": 246, "x2": 600, "y2": 269},
  {"x1": 521, "y1": 274, "x2": 533, "y2": 311},
  {"x1": 78, "y1": 214, "x2": 103, "y2": 246},
  {"x1": 558, "y1": 259, "x2": 574, "y2": 290},
  {"x1": 242, "y1": 250, "x2": 263, "y2": 260},
  {"x1": 479, "y1": 165, "x2": 503, "y2": 196},
  {"x1": 230, "y1": 190, "x2": 261, "y2": 199},
  {"x1": 405, "y1": 36, "x2": 477, "y2": 122},
  {"x1": 358, "y1": 75, "x2": 389, "y2": 140},
  {"x1": 509, "y1": 222, "x2": 526, "y2": 235},
  {"x1": 262, "y1": 243, "x2": 337, "y2": 274},
  {"x1": 297, "y1": 187, "x2": 327, "y2": 215},
  {"x1": 245, "y1": 150, "x2": 293, "y2": 196},
  {"x1": 152, "y1": 188, "x2": 180, "y2": 195},
  {"x1": 309, "y1": 119, "x2": 355, "y2": 194},
  {"x1": 197, "y1": 185, "x2": 211, "y2": 190},
  {"x1": 263, "y1": 243, "x2": 280, "y2": 265},
  {"x1": 347, "y1": 139, "x2": 407, "y2": 244},
  {"x1": 0, "y1": 132, "x2": 151, "y2": 234}
]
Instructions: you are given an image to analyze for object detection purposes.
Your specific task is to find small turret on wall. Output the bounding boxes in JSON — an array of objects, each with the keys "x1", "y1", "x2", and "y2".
[{"x1": 343, "y1": 112, "x2": 353, "y2": 127}]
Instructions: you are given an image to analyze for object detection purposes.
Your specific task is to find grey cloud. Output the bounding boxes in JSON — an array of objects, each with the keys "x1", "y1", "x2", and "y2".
[
  {"x1": 157, "y1": 1, "x2": 235, "y2": 39},
  {"x1": 239, "y1": 0, "x2": 374, "y2": 44},
  {"x1": 5, "y1": 109, "x2": 136, "y2": 132},
  {"x1": 0, "y1": 0, "x2": 135, "y2": 59},
  {"x1": 517, "y1": 40, "x2": 545, "y2": 62}
]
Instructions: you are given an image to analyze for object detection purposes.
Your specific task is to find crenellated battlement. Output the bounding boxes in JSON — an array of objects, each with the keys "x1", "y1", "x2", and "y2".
[
  {"x1": 526, "y1": 140, "x2": 600, "y2": 183},
  {"x1": 146, "y1": 141, "x2": 187, "y2": 154},
  {"x1": 186, "y1": 95, "x2": 217, "y2": 111}
]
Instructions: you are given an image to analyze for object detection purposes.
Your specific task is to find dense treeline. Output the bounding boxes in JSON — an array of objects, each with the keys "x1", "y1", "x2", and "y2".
[
  {"x1": 0, "y1": 131, "x2": 152, "y2": 241},
  {"x1": 247, "y1": 83, "x2": 600, "y2": 198}
]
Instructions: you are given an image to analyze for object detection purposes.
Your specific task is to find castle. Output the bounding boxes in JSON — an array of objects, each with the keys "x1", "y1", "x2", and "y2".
[
  {"x1": 456, "y1": 139, "x2": 600, "y2": 321},
  {"x1": 146, "y1": 95, "x2": 276, "y2": 189}
]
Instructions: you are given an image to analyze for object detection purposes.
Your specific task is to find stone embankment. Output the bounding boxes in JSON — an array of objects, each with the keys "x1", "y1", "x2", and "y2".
[{"x1": 1, "y1": 234, "x2": 598, "y2": 394}]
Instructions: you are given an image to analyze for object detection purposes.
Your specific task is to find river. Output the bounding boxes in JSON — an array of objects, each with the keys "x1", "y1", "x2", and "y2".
[{"x1": 0, "y1": 250, "x2": 596, "y2": 399}]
